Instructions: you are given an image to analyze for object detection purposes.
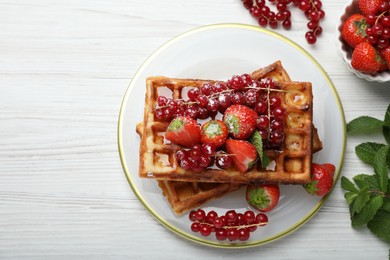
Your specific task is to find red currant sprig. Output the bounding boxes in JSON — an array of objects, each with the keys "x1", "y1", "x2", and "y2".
[
  {"x1": 241, "y1": 0, "x2": 325, "y2": 44},
  {"x1": 244, "y1": 0, "x2": 293, "y2": 30},
  {"x1": 300, "y1": 0, "x2": 325, "y2": 44},
  {"x1": 154, "y1": 74, "x2": 284, "y2": 122},
  {"x1": 189, "y1": 209, "x2": 268, "y2": 241},
  {"x1": 365, "y1": 6, "x2": 390, "y2": 50}
]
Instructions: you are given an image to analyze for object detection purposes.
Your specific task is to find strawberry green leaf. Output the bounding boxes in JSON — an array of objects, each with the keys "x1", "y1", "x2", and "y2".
[
  {"x1": 347, "y1": 116, "x2": 390, "y2": 134},
  {"x1": 367, "y1": 209, "x2": 390, "y2": 242},
  {"x1": 341, "y1": 176, "x2": 359, "y2": 192},
  {"x1": 249, "y1": 131, "x2": 270, "y2": 168},
  {"x1": 383, "y1": 104, "x2": 390, "y2": 144},
  {"x1": 353, "y1": 19, "x2": 368, "y2": 38},
  {"x1": 247, "y1": 187, "x2": 269, "y2": 209},
  {"x1": 355, "y1": 142, "x2": 386, "y2": 165},
  {"x1": 372, "y1": 145, "x2": 390, "y2": 193},
  {"x1": 351, "y1": 195, "x2": 384, "y2": 227},
  {"x1": 304, "y1": 180, "x2": 319, "y2": 195}
]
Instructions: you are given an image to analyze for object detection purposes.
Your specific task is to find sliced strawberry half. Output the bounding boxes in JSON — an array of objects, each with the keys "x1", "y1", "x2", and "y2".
[
  {"x1": 200, "y1": 119, "x2": 228, "y2": 148},
  {"x1": 165, "y1": 116, "x2": 201, "y2": 147},
  {"x1": 225, "y1": 139, "x2": 258, "y2": 172},
  {"x1": 223, "y1": 105, "x2": 257, "y2": 140}
]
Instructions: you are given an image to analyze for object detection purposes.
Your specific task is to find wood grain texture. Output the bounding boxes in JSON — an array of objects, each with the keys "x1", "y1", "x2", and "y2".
[{"x1": 0, "y1": 0, "x2": 389, "y2": 259}]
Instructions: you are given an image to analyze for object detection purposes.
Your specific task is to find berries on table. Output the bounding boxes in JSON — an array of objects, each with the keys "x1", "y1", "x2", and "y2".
[
  {"x1": 241, "y1": 0, "x2": 326, "y2": 44},
  {"x1": 189, "y1": 208, "x2": 269, "y2": 241}
]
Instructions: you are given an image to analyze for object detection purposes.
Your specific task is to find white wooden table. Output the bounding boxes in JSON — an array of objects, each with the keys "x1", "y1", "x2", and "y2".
[{"x1": 1, "y1": 0, "x2": 389, "y2": 259}]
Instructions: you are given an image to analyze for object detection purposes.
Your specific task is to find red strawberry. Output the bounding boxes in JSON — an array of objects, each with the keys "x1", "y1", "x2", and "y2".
[
  {"x1": 321, "y1": 163, "x2": 336, "y2": 176},
  {"x1": 223, "y1": 105, "x2": 257, "y2": 139},
  {"x1": 379, "y1": 46, "x2": 390, "y2": 70},
  {"x1": 225, "y1": 139, "x2": 258, "y2": 172},
  {"x1": 165, "y1": 116, "x2": 201, "y2": 147},
  {"x1": 351, "y1": 42, "x2": 384, "y2": 73},
  {"x1": 200, "y1": 119, "x2": 228, "y2": 148},
  {"x1": 358, "y1": 0, "x2": 385, "y2": 16},
  {"x1": 246, "y1": 184, "x2": 280, "y2": 212},
  {"x1": 304, "y1": 163, "x2": 335, "y2": 196},
  {"x1": 341, "y1": 14, "x2": 368, "y2": 48}
]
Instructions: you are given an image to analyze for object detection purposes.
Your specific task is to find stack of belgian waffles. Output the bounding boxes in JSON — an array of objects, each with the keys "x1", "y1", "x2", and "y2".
[{"x1": 136, "y1": 61, "x2": 322, "y2": 215}]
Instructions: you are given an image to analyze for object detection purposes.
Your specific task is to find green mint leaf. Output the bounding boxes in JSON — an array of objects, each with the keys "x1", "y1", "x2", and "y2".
[
  {"x1": 367, "y1": 209, "x2": 390, "y2": 242},
  {"x1": 347, "y1": 116, "x2": 390, "y2": 134},
  {"x1": 353, "y1": 174, "x2": 381, "y2": 190},
  {"x1": 381, "y1": 198, "x2": 390, "y2": 213},
  {"x1": 373, "y1": 145, "x2": 390, "y2": 193},
  {"x1": 341, "y1": 176, "x2": 359, "y2": 192},
  {"x1": 345, "y1": 191, "x2": 358, "y2": 205},
  {"x1": 250, "y1": 131, "x2": 270, "y2": 168},
  {"x1": 351, "y1": 195, "x2": 384, "y2": 227},
  {"x1": 355, "y1": 142, "x2": 386, "y2": 165},
  {"x1": 383, "y1": 104, "x2": 390, "y2": 144},
  {"x1": 350, "y1": 186, "x2": 370, "y2": 215}
]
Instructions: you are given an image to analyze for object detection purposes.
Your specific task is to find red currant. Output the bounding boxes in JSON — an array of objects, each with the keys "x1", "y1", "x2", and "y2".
[
  {"x1": 187, "y1": 88, "x2": 200, "y2": 101},
  {"x1": 200, "y1": 224, "x2": 212, "y2": 236},
  {"x1": 191, "y1": 222, "x2": 200, "y2": 232},
  {"x1": 243, "y1": 210, "x2": 256, "y2": 224},
  {"x1": 225, "y1": 210, "x2": 238, "y2": 224},
  {"x1": 238, "y1": 228, "x2": 250, "y2": 241},
  {"x1": 256, "y1": 115, "x2": 270, "y2": 130},
  {"x1": 215, "y1": 228, "x2": 228, "y2": 241},
  {"x1": 201, "y1": 83, "x2": 213, "y2": 96},
  {"x1": 157, "y1": 96, "x2": 168, "y2": 106},
  {"x1": 227, "y1": 228, "x2": 239, "y2": 241},
  {"x1": 215, "y1": 154, "x2": 232, "y2": 169}
]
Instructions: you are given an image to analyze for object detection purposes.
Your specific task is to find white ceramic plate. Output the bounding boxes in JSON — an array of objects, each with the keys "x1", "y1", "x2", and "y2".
[{"x1": 118, "y1": 24, "x2": 346, "y2": 248}]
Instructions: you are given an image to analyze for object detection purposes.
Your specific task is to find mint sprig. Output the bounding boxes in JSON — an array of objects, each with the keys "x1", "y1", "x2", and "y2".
[
  {"x1": 249, "y1": 131, "x2": 270, "y2": 169},
  {"x1": 343, "y1": 103, "x2": 390, "y2": 244}
]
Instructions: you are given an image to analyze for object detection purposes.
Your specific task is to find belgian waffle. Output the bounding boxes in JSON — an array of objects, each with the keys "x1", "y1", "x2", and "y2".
[{"x1": 138, "y1": 61, "x2": 316, "y2": 185}]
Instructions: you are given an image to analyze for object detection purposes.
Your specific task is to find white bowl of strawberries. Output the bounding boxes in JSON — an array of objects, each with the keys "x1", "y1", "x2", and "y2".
[{"x1": 336, "y1": 0, "x2": 390, "y2": 82}]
